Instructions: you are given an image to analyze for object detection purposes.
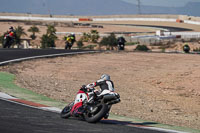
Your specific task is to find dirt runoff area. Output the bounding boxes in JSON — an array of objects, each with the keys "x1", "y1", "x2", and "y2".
[{"x1": 1, "y1": 52, "x2": 200, "y2": 130}]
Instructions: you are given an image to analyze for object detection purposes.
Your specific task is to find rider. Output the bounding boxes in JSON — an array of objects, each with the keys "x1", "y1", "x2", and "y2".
[
  {"x1": 3, "y1": 26, "x2": 16, "y2": 48},
  {"x1": 117, "y1": 36, "x2": 126, "y2": 50},
  {"x1": 7, "y1": 26, "x2": 15, "y2": 38},
  {"x1": 87, "y1": 74, "x2": 115, "y2": 119},
  {"x1": 65, "y1": 33, "x2": 76, "y2": 49},
  {"x1": 70, "y1": 33, "x2": 76, "y2": 46},
  {"x1": 88, "y1": 74, "x2": 114, "y2": 92}
]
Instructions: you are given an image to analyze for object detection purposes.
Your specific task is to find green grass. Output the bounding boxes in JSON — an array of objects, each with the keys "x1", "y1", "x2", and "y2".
[
  {"x1": 0, "y1": 72, "x2": 66, "y2": 109},
  {"x1": 125, "y1": 42, "x2": 138, "y2": 46}
]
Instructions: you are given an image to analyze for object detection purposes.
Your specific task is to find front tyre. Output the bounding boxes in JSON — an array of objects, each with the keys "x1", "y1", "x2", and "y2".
[
  {"x1": 60, "y1": 102, "x2": 73, "y2": 119},
  {"x1": 84, "y1": 104, "x2": 108, "y2": 123},
  {"x1": 3, "y1": 39, "x2": 9, "y2": 48}
]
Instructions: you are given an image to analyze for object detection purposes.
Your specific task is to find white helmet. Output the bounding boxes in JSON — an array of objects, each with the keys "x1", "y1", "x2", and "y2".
[{"x1": 100, "y1": 74, "x2": 110, "y2": 81}]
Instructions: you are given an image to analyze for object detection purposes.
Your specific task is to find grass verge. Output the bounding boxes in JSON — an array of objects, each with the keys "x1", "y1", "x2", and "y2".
[{"x1": 0, "y1": 71, "x2": 66, "y2": 109}]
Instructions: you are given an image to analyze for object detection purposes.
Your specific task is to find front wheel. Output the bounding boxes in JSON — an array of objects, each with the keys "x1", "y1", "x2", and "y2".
[
  {"x1": 60, "y1": 102, "x2": 73, "y2": 119},
  {"x1": 3, "y1": 39, "x2": 9, "y2": 48},
  {"x1": 84, "y1": 103, "x2": 108, "y2": 123}
]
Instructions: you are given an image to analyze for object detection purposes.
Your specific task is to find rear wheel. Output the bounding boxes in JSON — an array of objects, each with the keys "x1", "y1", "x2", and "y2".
[{"x1": 84, "y1": 103, "x2": 108, "y2": 123}]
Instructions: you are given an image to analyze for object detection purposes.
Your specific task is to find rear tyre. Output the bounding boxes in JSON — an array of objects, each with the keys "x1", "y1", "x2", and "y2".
[{"x1": 84, "y1": 104, "x2": 108, "y2": 123}]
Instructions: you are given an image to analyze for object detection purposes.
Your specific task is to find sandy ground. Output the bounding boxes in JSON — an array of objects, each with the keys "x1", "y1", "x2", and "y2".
[{"x1": 1, "y1": 52, "x2": 200, "y2": 130}]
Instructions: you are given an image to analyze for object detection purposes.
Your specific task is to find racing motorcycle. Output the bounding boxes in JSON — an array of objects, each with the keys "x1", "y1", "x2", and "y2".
[
  {"x1": 118, "y1": 42, "x2": 125, "y2": 50},
  {"x1": 3, "y1": 35, "x2": 14, "y2": 48},
  {"x1": 60, "y1": 86, "x2": 120, "y2": 123}
]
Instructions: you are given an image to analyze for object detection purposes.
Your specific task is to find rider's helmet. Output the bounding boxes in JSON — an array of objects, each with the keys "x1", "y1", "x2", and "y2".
[
  {"x1": 9, "y1": 26, "x2": 14, "y2": 30},
  {"x1": 80, "y1": 85, "x2": 87, "y2": 92},
  {"x1": 100, "y1": 74, "x2": 110, "y2": 81}
]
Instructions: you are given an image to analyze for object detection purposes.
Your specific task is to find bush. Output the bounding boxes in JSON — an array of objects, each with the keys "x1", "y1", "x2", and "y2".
[
  {"x1": 80, "y1": 30, "x2": 100, "y2": 43},
  {"x1": 77, "y1": 40, "x2": 84, "y2": 49},
  {"x1": 81, "y1": 32, "x2": 90, "y2": 42},
  {"x1": 125, "y1": 42, "x2": 138, "y2": 46},
  {"x1": 83, "y1": 44, "x2": 97, "y2": 50},
  {"x1": 90, "y1": 30, "x2": 100, "y2": 43},
  {"x1": 40, "y1": 25, "x2": 57, "y2": 48},
  {"x1": 193, "y1": 47, "x2": 200, "y2": 52},
  {"x1": 135, "y1": 45, "x2": 150, "y2": 51},
  {"x1": 99, "y1": 33, "x2": 117, "y2": 50},
  {"x1": 28, "y1": 25, "x2": 39, "y2": 40},
  {"x1": 0, "y1": 34, "x2": 4, "y2": 46},
  {"x1": 41, "y1": 34, "x2": 56, "y2": 48}
]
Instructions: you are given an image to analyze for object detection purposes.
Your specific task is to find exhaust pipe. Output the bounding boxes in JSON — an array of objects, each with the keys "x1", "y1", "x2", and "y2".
[
  {"x1": 103, "y1": 95, "x2": 116, "y2": 102},
  {"x1": 107, "y1": 99, "x2": 121, "y2": 105}
]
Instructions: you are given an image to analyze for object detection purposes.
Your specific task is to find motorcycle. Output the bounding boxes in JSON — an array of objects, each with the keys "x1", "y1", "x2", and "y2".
[
  {"x1": 60, "y1": 87, "x2": 120, "y2": 123},
  {"x1": 65, "y1": 42, "x2": 72, "y2": 50},
  {"x1": 3, "y1": 35, "x2": 14, "y2": 48},
  {"x1": 118, "y1": 42, "x2": 125, "y2": 50}
]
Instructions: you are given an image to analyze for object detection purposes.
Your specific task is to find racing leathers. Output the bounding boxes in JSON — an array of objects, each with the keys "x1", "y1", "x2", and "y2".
[
  {"x1": 89, "y1": 79, "x2": 115, "y2": 92},
  {"x1": 87, "y1": 79, "x2": 115, "y2": 119}
]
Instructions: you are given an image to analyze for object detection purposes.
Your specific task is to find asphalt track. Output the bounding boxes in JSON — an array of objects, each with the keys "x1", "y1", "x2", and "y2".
[
  {"x1": 0, "y1": 49, "x2": 176, "y2": 133},
  {"x1": 95, "y1": 23, "x2": 193, "y2": 32},
  {"x1": 0, "y1": 49, "x2": 97, "y2": 64},
  {"x1": 0, "y1": 99, "x2": 165, "y2": 133}
]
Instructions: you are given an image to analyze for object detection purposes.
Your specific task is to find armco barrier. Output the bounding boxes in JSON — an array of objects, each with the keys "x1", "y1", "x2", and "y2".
[{"x1": 0, "y1": 15, "x2": 200, "y2": 25}]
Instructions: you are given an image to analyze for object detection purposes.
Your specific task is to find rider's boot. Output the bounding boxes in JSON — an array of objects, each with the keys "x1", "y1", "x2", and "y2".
[{"x1": 104, "y1": 113, "x2": 109, "y2": 119}]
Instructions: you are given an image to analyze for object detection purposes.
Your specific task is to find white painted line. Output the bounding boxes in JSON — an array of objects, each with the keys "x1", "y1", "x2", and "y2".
[
  {"x1": 139, "y1": 126, "x2": 189, "y2": 133},
  {"x1": 0, "y1": 92, "x2": 17, "y2": 99},
  {"x1": 40, "y1": 107, "x2": 62, "y2": 113}
]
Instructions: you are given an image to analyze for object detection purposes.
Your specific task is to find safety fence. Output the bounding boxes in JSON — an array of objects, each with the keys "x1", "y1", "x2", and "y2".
[{"x1": 1, "y1": 15, "x2": 200, "y2": 25}]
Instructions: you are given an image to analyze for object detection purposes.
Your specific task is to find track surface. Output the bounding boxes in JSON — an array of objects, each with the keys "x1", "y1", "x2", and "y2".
[
  {"x1": 0, "y1": 99, "x2": 163, "y2": 133},
  {"x1": 96, "y1": 23, "x2": 193, "y2": 32},
  {"x1": 0, "y1": 49, "x2": 95, "y2": 63}
]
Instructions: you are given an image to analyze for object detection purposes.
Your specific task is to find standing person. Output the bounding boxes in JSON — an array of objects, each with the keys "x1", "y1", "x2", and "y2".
[{"x1": 86, "y1": 74, "x2": 115, "y2": 119}]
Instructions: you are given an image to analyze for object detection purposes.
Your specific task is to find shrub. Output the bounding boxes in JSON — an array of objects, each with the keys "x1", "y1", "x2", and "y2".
[
  {"x1": 135, "y1": 45, "x2": 150, "y2": 51},
  {"x1": 0, "y1": 34, "x2": 4, "y2": 46},
  {"x1": 90, "y1": 30, "x2": 100, "y2": 43},
  {"x1": 100, "y1": 33, "x2": 117, "y2": 50},
  {"x1": 40, "y1": 25, "x2": 57, "y2": 48},
  {"x1": 193, "y1": 47, "x2": 200, "y2": 52},
  {"x1": 83, "y1": 44, "x2": 97, "y2": 50},
  {"x1": 81, "y1": 32, "x2": 90, "y2": 42},
  {"x1": 80, "y1": 30, "x2": 100, "y2": 43},
  {"x1": 125, "y1": 42, "x2": 138, "y2": 46},
  {"x1": 15, "y1": 26, "x2": 27, "y2": 45},
  {"x1": 77, "y1": 40, "x2": 84, "y2": 49},
  {"x1": 41, "y1": 34, "x2": 56, "y2": 48},
  {"x1": 28, "y1": 25, "x2": 40, "y2": 40}
]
